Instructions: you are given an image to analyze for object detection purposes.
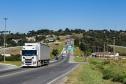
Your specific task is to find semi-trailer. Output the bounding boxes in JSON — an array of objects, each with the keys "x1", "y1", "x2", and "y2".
[{"x1": 21, "y1": 43, "x2": 50, "y2": 67}]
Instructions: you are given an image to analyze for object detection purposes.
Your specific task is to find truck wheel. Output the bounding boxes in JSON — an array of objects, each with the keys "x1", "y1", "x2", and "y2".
[
  {"x1": 47, "y1": 60, "x2": 49, "y2": 65},
  {"x1": 40, "y1": 60, "x2": 43, "y2": 66},
  {"x1": 35, "y1": 61, "x2": 39, "y2": 68},
  {"x1": 44, "y1": 60, "x2": 48, "y2": 65}
]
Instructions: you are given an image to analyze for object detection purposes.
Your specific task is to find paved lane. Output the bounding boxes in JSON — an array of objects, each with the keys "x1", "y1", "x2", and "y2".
[
  {"x1": 0, "y1": 57, "x2": 76, "y2": 84},
  {"x1": 0, "y1": 64, "x2": 17, "y2": 71}
]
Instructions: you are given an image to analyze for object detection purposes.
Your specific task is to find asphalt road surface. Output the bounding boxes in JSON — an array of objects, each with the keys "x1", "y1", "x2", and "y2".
[
  {"x1": 0, "y1": 57, "x2": 77, "y2": 84},
  {"x1": 0, "y1": 64, "x2": 17, "y2": 72}
]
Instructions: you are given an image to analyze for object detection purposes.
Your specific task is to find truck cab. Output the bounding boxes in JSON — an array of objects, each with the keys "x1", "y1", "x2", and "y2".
[{"x1": 21, "y1": 44, "x2": 38, "y2": 67}]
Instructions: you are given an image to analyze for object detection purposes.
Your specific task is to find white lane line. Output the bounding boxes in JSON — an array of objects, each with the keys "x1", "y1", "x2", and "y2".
[{"x1": 47, "y1": 63, "x2": 79, "y2": 84}]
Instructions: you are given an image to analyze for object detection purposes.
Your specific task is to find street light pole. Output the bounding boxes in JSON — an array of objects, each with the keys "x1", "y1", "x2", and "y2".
[
  {"x1": 3, "y1": 17, "x2": 8, "y2": 62},
  {"x1": 103, "y1": 30, "x2": 106, "y2": 58},
  {"x1": 103, "y1": 42, "x2": 105, "y2": 58},
  {"x1": 106, "y1": 38, "x2": 108, "y2": 52}
]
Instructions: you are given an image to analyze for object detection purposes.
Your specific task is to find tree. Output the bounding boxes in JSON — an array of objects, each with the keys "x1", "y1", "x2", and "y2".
[
  {"x1": 65, "y1": 28, "x2": 70, "y2": 32},
  {"x1": 36, "y1": 35, "x2": 46, "y2": 42},
  {"x1": 79, "y1": 42, "x2": 86, "y2": 51},
  {"x1": 28, "y1": 30, "x2": 36, "y2": 36},
  {"x1": 65, "y1": 28, "x2": 71, "y2": 34},
  {"x1": 85, "y1": 49, "x2": 92, "y2": 56},
  {"x1": 17, "y1": 39, "x2": 27, "y2": 46},
  {"x1": 7, "y1": 40, "x2": 17, "y2": 47},
  {"x1": 52, "y1": 49, "x2": 59, "y2": 57},
  {"x1": 58, "y1": 29, "x2": 63, "y2": 32},
  {"x1": 74, "y1": 38, "x2": 80, "y2": 47},
  {"x1": 57, "y1": 36, "x2": 60, "y2": 40}
]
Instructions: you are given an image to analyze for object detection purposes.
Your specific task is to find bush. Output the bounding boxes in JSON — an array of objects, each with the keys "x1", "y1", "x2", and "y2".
[
  {"x1": 89, "y1": 58, "x2": 126, "y2": 83},
  {"x1": 52, "y1": 49, "x2": 59, "y2": 57},
  {"x1": 112, "y1": 67, "x2": 126, "y2": 82},
  {"x1": 123, "y1": 78, "x2": 126, "y2": 84},
  {"x1": 89, "y1": 58, "x2": 104, "y2": 65},
  {"x1": 95, "y1": 64, "x2": 104, "y2": 70},
  {"x1": 112, "y1": 72, "x2": 125, "y2": 82},
  {"x1": 6, "y1": 54, "x2": 21, "y2": 61},
  {"x1": 0, "y1": 55, "x2": 4, "y2": 61},
  {"x1": 0, "y1": 54, "x2": 21, "y2": 61},
  {"x1": 102, "y1": 67, "x2": 113, "y2": 79},
  {"x1": 103, "y1": 60, "x2": 110, "y2": 65},
  {"x1": 102, "y1": 64, "x2": 126, "y2": 83}
]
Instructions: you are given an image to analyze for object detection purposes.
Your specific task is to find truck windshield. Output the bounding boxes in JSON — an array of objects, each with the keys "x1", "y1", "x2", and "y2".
[{"x1": 22, "y1": 50, "x2": 37, "y2": 56}]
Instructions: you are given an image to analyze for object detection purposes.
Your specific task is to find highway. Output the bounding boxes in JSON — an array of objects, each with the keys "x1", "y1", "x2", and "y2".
[
  {"x1": 0, "y1": 64, "x2": 17, "y2": 72},
  {"x1": 0, "y1": 56, "x2": 76, "y2": 84}
]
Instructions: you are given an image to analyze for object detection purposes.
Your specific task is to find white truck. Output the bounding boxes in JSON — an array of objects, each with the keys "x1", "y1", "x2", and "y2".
[{"x1": 21, "y1": 43, "x2": 50, "y2": 67}]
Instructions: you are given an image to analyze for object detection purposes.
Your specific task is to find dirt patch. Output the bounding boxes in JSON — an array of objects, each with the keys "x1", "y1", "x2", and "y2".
[{"x1": 0, "y1": 46, "x2": 22, "y2": 55}]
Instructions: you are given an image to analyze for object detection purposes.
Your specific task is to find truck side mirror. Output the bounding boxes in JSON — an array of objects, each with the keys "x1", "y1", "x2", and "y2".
[{"x1": 20, "y1": 51, "x2": 22, "y2": 55}]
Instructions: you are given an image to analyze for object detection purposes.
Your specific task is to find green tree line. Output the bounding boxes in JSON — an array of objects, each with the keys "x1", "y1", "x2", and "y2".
[{"x1": 1, "y1": 28, "x2": 126, "y2": 48}]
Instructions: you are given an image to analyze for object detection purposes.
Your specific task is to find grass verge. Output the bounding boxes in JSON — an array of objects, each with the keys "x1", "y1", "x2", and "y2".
[
  {"x1": 65, "y1": 63, "x2": 121, "y2": 84},
  {"x1": 74, "y1": 56, "x2": 85, "y2": 62},
  {"x1": 0, "y1": 61, "x2": 21, "y2": 67}
]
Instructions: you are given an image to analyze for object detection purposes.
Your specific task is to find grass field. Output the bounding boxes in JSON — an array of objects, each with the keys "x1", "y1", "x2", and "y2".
[
  {"x1": 65, "y1": 58, "x2": 126, "y2": 84},
  {"x1": 65, "y1": 64, "x2": 120, "y2": 84},
  {"x1": 0, "y1": 61, "x2": 21, "y2": 67}
]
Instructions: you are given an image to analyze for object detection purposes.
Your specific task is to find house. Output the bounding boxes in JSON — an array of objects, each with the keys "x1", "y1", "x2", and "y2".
[
  {"x1": 46, "y1": 37, "x2": 55, "y2": 42},
  {"x1": 92, "y1": 52, "x2": 119, "y2": 58},
  {"x1": 45, "y1": 35, "x2": 56, "y2": 42},
  {"x1": 12, "y1": 39, "x2": 21, "y2": 43},
  {"x1": 26, "y1": 36, "x2": 36, "y2": 42},
  {"x1": 37, "y1": 34, "x2": 43, "y2": 37},
  {"x1": 1, "y1": 54, "x2": 11, "y2": 57}
]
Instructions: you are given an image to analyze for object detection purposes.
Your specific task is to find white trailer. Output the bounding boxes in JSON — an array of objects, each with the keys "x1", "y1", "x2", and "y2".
[{"x1": 21, "y1": 43, "x2": 50, "y2": 67}]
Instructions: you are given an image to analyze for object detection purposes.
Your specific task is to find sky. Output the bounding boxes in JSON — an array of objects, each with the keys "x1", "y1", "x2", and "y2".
[{"x1": 0, "y1": 0, "x2": 126, "y2": 33}]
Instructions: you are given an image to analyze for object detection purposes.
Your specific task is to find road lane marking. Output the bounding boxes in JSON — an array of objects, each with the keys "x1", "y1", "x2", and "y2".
[{"x1": 47, "y1": 63, "x2": 79, "y2": 84}]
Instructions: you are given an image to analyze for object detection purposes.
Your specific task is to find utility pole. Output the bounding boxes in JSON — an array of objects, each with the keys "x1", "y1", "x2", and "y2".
[
  {"x1": 106, "y1": 38, "x2": 108, "y2": 52},
  {"x1": 103, "y1": 30, "x2": 106, "y2": 58},
  {"x1": 0, "y1": 18, "x2": 10, "y2": 62},
  {"x1": 3, "y1": 17, "x2": 8, "y2": 62},
  {"x1": 103, "y1": 42, "x2": 106, "y2": 58},
  {"x1": 113, "y1": 37, "x2": 116, "y2": 59}
]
